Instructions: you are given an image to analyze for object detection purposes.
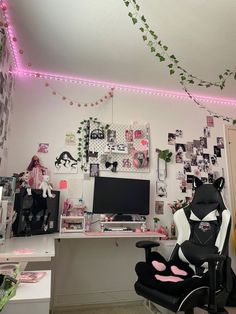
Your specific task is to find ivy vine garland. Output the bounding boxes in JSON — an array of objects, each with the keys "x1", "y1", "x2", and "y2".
[
  {"x1": 123, "y1": 0, "x2": 236, "y2": 90},
  {"x1": 77, "y1": 117, "x2": 110, "y2": 171},
  {"x1": 123, "y1": 0, "x2": 235, "y2": 122}
]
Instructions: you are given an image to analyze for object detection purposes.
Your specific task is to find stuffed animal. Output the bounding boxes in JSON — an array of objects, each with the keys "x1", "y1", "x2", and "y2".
[{"x1": 39, "y1": 175, "x2": 54, "y2": 198}]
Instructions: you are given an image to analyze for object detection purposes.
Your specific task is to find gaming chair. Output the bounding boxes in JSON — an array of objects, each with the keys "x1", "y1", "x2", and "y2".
[{"x1": 135, "y1": 177, "x2": 232, "y2": 314}]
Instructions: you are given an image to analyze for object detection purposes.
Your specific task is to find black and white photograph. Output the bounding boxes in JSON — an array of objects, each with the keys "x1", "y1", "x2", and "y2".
[
  {"x1": 186, "y1": 142, "x2": 193, "y2": 153},
  {"x1": 89, "y1": 163, "x2": 99, "y2": 177},
  {"x1": 176, "y1": 152, "x2": 183, "y2": 163},
  {"x1": 193, "y1": 140, "x2": 200, "y2": 148},
  {"x1": 168, "y1": 133, "x2": 176, "y2": 145},
  {"x1": 175, "y1": 143, "x2": 186, "y2": 153},
  {"x1": 156, "y1": 182, "x2": 167, "y2": 198},
  {"x1": 199, "y1": 137, "x2": 207, "y2": 149},
  {"x1": 217, "y1": 137, "x2": 224, "y2": 149},
  {"x1": 210, "y1": 154, "x2": 217, "y2": 165},
  {"x1": 201, "y1": 177, "x2": 208, "y2": 183},
  {"x1": 183, "y1": 160, "x2": 191, "y2": 173},
  {"x1": 203, "y1": 127, "x2": 211, "y2": 138},
  {"x1": 208, "y1": 173, "x2": 214, "y2": 183},
  {"x1": 175, "y1": 129, "x2": 183, "y2": 137},
  {"x1": 107, "y1": 129, "x2": 116, "y2": 144},
  {"x1": 203, "y1": 153, "x2": 210, "y2": 163},
  {"x1": 0, "y1": 176, "x2": 16, "y2": 200},
  {"x1": 214, "y1": 146, "x2": 221, "y2": 158},
  {"x1": 190, "y1": 154, "x2": 197, "y2": 166}
]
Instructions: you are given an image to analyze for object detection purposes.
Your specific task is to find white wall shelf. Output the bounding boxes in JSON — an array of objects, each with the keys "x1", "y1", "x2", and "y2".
[{"x1": 60, "y1": 215, "x2": 85, "y2": 233}]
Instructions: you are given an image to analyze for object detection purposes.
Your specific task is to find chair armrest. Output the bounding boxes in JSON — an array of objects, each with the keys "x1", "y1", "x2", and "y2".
[
  {"x1": 136, "y1": 240, "x2": 160, "y2": 249},
  {"x1": 201, "y1": 254, "x2": 226, "y2": 264},
  {"x1": 136, "y1": 241, "x2": 160, "y2": 262}
]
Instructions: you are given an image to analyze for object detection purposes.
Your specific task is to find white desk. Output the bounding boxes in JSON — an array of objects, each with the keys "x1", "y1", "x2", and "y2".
[
  {"x1": 0, "y1": 232, "x2": 173, "y2": 310},
  {"x1": 0, "y1": 234, "x2": 55, "y2": 263}
]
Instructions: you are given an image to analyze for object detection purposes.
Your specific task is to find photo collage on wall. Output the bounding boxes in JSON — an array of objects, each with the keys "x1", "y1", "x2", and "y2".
[
  {"x1": 87, "y1": 121, "x2": 150, "y2": 176},
  {"x1": 0, "y1": 19, "x2": 15, "y2": 171},
  {"x1": 155, "y1": 116, "x2": 224, "y2": 215}
]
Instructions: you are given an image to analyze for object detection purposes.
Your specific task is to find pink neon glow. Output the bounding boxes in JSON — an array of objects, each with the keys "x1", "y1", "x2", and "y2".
[
  {"x1": 11, "y1": 69, "x2": 236, "y2": 106},
  {"x1": 2, "y1": 0, "x2": 236, "y2": 107}
]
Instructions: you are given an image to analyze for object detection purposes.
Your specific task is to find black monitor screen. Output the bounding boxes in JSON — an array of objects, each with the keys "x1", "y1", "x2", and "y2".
[{"x1": 92, "y1": 176, "x2": 150, "y2": 215}]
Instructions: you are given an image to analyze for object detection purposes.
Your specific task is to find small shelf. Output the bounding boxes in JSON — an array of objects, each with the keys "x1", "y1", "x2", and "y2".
[
  {"x1": 60, "y1": 215, "x2": 85, "y2": 233},
  {"x1": 100, "y1": 220, "x2": 146, "y2": 232}
]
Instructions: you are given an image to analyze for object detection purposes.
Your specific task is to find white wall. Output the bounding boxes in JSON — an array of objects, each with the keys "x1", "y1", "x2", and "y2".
[{"x1": 7, "y1": 76, "x2": 234, "y2": 306}]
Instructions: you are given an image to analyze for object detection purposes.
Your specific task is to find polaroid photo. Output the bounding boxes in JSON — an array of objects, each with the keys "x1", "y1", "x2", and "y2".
[
  {"x1": 175, "y1": 130, "x2": 183, "y2": 137},
  {"x1": 214, "y1": 146, "x2": 221, "y2": 158},
  {"x1": 183, "y1": 161, "x2": 191, "y2": 173},
  {"x1": 206, "y1": 116, "x2": 214, "y2": 127},
  {"x1": 155, "y1": 200, "x2": 164, "y2": 215},
  {"x1": 217, "y1": 137, "x2": 224, "y2": 149},
  {"x1": 199, "y1": 137, "x2": 207, "y2": 149},
  {"x1": 156, "y1": 182, "x2": 167, "y2": 198},
  {"x1": 186, "y1": 142, "x2": 193, "y2": 153},
  {"x1": 176, "y1": 152, "x2": 183, "y2": 163},
  {"x1": 89, "y1": 163, "x2": 99, "y2": 177},
  {"x1": 168, "y1": 133, "x2": 176, "y2": 145},
  {"x1": 107, "y1": 129, "x2": 116, "y2": 144},
  {"x1": 37, "y1": 143, "x2": 49, "y2": 153},
  {"x1": 193, "y1": 140, "x2": 200, "y2": 148},
  {"x1": 175, "y1": 143, "x2": 186, "y2": 153},
  {"x1": 210, "y1": 154, "x2": 217, "y2": 165},
  {"x1": 203, "y1": 127, "x2": 211, "y2": 138},
  {"x1": 0, "y1": 176, "x2": 16, "y2": 200}
]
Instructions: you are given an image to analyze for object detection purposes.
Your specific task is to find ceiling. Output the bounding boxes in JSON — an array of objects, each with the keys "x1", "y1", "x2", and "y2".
[{"x1": 3, "y1": 0, "x2": 236, "y2": 100}]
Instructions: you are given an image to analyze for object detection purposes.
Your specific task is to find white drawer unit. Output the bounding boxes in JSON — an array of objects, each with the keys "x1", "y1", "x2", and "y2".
[
  {"x1": 60, "y1": 215, "x2": 85, "y2": 233},
  {"x1": 1, "y1": 270, "x2": 51, "y2": 314}
]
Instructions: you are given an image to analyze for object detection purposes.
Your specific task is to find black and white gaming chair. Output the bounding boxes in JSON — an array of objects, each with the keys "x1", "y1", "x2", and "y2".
[{"x1": 135, "y1": 177, "x2": 232, "y2": 314}]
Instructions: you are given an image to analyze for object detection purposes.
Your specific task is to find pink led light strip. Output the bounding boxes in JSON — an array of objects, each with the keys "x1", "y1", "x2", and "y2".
[
  {"x1": 2, "y1": 0, "x2": 236, "y2": 107},
  {"x1": 11, "y1": 69, "x2": 236, "y2": 106}
]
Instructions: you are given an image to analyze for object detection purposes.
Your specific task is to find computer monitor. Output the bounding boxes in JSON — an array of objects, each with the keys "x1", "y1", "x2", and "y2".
[
  {"x1": 92, "y1": 176, "x2": 150, "y2": 219},
  {"x1": 13, "y1": 188, "x2": 60, "y2": 236}
]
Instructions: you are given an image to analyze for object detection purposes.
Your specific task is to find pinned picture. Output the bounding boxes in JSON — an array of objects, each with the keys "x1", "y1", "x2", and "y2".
[
  {"x1": 206, "y1": 116, "x2": 214, "y2": 127},
  {"x1": 54, "y1": 150, "x2": 78, "y2": 173},
  {"x1": 125, "y1": 129, "x2": 133, "y2": 142},
  {"x1": 37, "y1": 143, "x2": 49, "y2": 153},
  {"x1": 190, "y1": 154, "x2": 197, "y2": 166},
  {"x1": 175, "y1": 129, "x2": 183, "y2": 137},
  {"x1": 180, "y1": 179, "x2": 187, "y2": 193},
  {"x1": 187, "y1": 175, "x2": 194, "y2": 184},
  {"x1": 65, "y1": 132, "x2": 76, "y2": 145},
  {"x1": 214, "y1": 146, "x2": 221, "y2": 158},
  {"x1": 89, "y1": 163, "x2": 99, "y2": 177},
  {"x1": 183, "y1": 161, "x2": 191, "y2": 173},
  {"x1": 155, "y1": 200, "x2": 164, "y2": 215},
  {"x1": 208, "y1": 173, "x2": 214, "y2": 183},
  {"x1": 203, "y1": 153, "x2": 210, "y2": 163},
  {"x1": 217, "y1": 137, "x2": 224, "y2": 149},
  {"x1": 210, "y1": 154, "x2": 217, "y2": 165},
  {"x1": 186, "y1": 142, "x2": 193, "y2": 153},
  {"x1": 176, "y1": 152, "x2": 183, "y2": 163},
  {"x1": 199, "y1": 137, "x2": 207, "y2": 149},
  {"x1": 176, "y1": 171, "x2": 185, "y2": 180},
  {"x1": 156, "y1": 182, "x2": 167, "y2": 198},
  {"x1": 193, "y1": 140, "x2": 200, "y2": 148},
  {"x1": 175, "y1": 143, "x2": 186, "y2": 153},
  {"x1": 203, "y1": 127, "x2": 211, "y2": 138},
  {"x1": 201, "y1": 177, "x2": 208, "y2": 183},
  {"x1": 168, "y1": 133, "x2": 176, "y2": 145},
  {"x1": 0, "y1": 176, "x2": 16, "y2": 199},
  {"x1": 107, "y1": 129, "x2": 116, "y2": 144}
]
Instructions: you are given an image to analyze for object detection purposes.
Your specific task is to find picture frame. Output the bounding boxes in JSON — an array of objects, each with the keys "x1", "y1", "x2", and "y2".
[{"x1": 0, "y1": 176, "x2": 16, "y2": 200}]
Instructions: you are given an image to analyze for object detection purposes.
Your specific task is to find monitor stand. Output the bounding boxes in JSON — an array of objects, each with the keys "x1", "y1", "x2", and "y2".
[{"x1": 113, "y1": 214, "x2": 133, "y2": 221}]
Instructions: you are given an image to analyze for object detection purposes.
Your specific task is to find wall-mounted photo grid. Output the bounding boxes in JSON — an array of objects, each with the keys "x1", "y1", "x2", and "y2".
[
  {"x1": 88, "y1": 122, "x2": 150, "y2": 174},
  {"x1": 155, "y1": 118, "x2": 224, "y2": 216}
]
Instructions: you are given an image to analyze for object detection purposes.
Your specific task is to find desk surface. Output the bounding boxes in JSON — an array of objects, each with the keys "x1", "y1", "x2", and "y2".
[
  {"x1": 0, "y1": 234, "x2": 55, "y2": 262},
  {"x1": 0, "y1": 232, "x2": 169, "y2": 262}
]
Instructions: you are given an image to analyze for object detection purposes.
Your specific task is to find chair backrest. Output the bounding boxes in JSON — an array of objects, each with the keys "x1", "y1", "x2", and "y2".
[{"x1": 171, "y1": 177, "x2": 231, "y2": 274}]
